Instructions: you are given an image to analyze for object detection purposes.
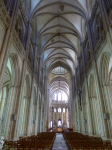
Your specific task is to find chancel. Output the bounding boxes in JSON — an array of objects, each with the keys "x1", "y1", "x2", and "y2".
[{"x1": 0, "y1": 0, "x2": 112, "y2": 149}]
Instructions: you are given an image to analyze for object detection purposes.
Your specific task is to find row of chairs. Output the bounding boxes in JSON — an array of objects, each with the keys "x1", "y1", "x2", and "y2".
[
  {"x1": 3, "y1": 132, "x2": 56, "y2": 150},
  {"x1": 63, "y1": 132, "x2": 112, "y2": 150}
]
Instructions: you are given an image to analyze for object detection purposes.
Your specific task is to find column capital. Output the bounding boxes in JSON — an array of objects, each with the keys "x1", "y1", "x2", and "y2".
[{"x1": 9, "y1": 84, "x2": 19, "y2": 89}]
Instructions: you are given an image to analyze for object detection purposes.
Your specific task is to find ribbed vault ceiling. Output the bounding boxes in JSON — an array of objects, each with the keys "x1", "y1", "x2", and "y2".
[{"x1": 22, "y1": 0, "x2": 96, "y2": 96}]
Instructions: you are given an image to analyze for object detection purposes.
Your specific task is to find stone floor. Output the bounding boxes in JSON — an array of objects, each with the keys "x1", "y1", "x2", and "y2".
[{"x1": 52, "y1": 133, "x2": 69, "y2": 150}]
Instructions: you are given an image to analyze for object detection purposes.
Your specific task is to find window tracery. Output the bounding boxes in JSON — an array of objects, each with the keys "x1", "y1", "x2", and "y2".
[{"x1": 52, "y1": 90, "x2": 68, "y2": 102}]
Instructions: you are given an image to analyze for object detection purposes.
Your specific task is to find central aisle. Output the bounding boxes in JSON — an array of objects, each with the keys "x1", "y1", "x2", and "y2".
[{"x1": 52, "y1": 133, "x2": 69, "y2": 150}]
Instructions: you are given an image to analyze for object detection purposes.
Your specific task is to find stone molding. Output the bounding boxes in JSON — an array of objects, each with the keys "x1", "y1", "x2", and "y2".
[
  {"x1": 0, "y1": 0, "x2": 10, "y2": 29},
  {"x1": 81, "y1": 30, "x2": 106, "y2": 82},
  {"x1": 80, "y1": 74, "x2": 84, "y2": 87},
  {"x1": 30, "y1": 34, "x2": 35, "y2": 50},
  {"x1": 94, "y1": 30, "x2": 107, "y2": 60},
  {"x1": 27, "y1": 59, "x2": 34, "y2": 75},
  {"x1": 51, "y1": 103, "x2": 69, "y2": 108},
  {"x1": 86, "y1": 59, "x2": 92, "y2": 77},
  {"x1": 19, "y1": 1, "x2": 27, "y2": 27},
  {"x1": 90, "y1": 0, "x2": 98, "y2": 26},
  {"x1": 12, "y1": 30, "x2": 26, "y2": 59},
  {"x1": 109, "y1": 9, "x2": 112, "y2": 27},
  {"x1": 83, "y1": 33, "x2": 88, "y2": 48}
]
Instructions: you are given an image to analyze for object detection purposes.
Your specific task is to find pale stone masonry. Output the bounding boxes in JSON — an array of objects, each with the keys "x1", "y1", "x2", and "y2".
[{"x1": 0, "y1": 0, "x2": 112, "y2": 143}]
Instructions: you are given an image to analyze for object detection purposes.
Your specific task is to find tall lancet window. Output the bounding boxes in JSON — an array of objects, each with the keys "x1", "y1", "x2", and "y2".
[
  {"x1": 52, "y1": 90, "x2": 68, "y2": 102},
  {"x1": 63, "y1": 108, "x2": 65, "y2": 113},
  {"x1": 54, "y1": 93, "x2": 57, "y2": 100},
  {"x1": 58, "y1": 108, "x2": 61, "y2": 113},
  {"x1": 62, "y1": 91, "x2": 67, "y2": 101},
  {"x1": 58, "y1": 91, "x2": 61, "y2": 101}
]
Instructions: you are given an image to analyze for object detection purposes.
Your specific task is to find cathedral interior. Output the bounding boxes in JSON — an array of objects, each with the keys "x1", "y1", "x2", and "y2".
[{"x1": 0, "y1": 0, "x2": 112, "y2": 149}]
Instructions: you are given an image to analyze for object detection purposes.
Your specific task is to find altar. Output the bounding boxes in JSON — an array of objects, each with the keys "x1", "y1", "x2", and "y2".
[{"x1": 57, "y1": 128, "x2": 63, "y2": 132}]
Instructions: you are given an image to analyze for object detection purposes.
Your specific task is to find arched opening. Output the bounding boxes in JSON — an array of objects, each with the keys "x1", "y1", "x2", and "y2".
[
  {"x1": 0, "y1": 67, "x2": 11, "y2": 137},
  {"x1": 58, "y1": 119, "x2": 62, "y2": 127},
  {"x1": 0, "y1": 55, "x2": 19, "y2": 139},
  {"x1": 52, "y1": 90, "x2": 68, "y2": 102}
]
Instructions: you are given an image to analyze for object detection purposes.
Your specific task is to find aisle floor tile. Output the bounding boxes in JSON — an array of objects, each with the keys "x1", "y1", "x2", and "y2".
[{"x1": 52, "y1": 133, "x2": 69, "y2": 150}]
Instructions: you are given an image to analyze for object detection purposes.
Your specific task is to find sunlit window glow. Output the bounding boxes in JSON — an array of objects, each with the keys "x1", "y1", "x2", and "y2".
[
  {"x1": 51, "y1": 121, "x2": 52, "y2": 128},
  {"x1": 54, "y1": 93, "x2": 56, "y2": 100},
  {"x1": 63, "y1": 108, "x2": 65, "y2": 113},
  {"x1": 58, "y1": 108, "x2": 61, "y2": 113},
  {"x1": 58, "y1": 92, "x2": 61, "y2": 101},
  {"x1": 62, "y1": 91, "x2": 67, "y2": 101},
  {"x1": 58, "y1": 120, "x2": 61, "y2": 126},
  {"x1": 51, "y1": 66, "x2": 68, "y2": 74},
  {"x1": 54, "y1": 108, "x2": 56, "y2": 112},
  {"x1": 52, "y1": 90, "x2": 68, "y2": 101}
]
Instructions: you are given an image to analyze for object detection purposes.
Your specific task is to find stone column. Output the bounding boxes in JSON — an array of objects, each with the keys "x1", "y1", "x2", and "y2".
[
  {"x1": 56, "y1": 108, "x2": 58, "y2": 127},
  {"x1": 102, "y1": 85, "x2": 112, "y2": 137},
  {"x1": 74, "y1": 99, "x2": 78, "y2": 131},
  {"x1": 38, "y1": 97, "x2": 41, "y2": 132},
  {"x1": 86, "y1": 21, "x2": 109, "y2": 138},
  {"x1": 39, "y1": 106, "x2": 42, "y2": 132},
  {"x1": 74, "y1": 68, "x2": 80, "y2": 132},
  {"x1": 92, "y1": 97, "x2": 98, "y2": 135},
  {"x1": 13, "y1": 23, "x2": 32, "y2": 140},
  {"x1": 76, "y1": 56, "x2": 85, "y2": 132},
  {"x1": 69, "y1": 88, "x2": 73, "y2": 128},
  {"x1": 18, "y1": 96, "x2": 26, "y2": 136},
  {"x1": 42, "y1": 109, "x2": 44, "y2": 132},
  {"x1": 46, "y1": 88, "x2": 49, "y2": 130},
  {"x1": 61, "y1": 108, "x2": 63, "y2": 126},
  {"x1": 52, "y1": 108, "x2": 55, "y2": 128},
  {"x1": 77, "y1": 98, "x2": 81, "y2": 132},
  {"x1": 3, "y1": 85, "x2": 14, "y2": 139},
  {"x1": 38, "y1": 57, "x2": 42, "y2": 86},
  {"x1": 81, "y1": 103, "x2": 85, "y2": 133},
  {"x1": 43, "y1": 103, "x2": 46, "y2": 132},
  {"x1": 22, "y1": 97, "x2": 28, "y2": 136},
  {"x1": 27, "y1": 77, "x2": 35, "y2": 136},
  {"x1": 35, "y1": 87, "x2": 39, "y2": 134},
  {"x1": 65, "y1": 108, "x2": 67, "y2": 128},
  {"x1": 106, "y1": 85, "x2": 112, "y2": 131},
  {"x1": 24, "y1": 97, "x2": 31, "y2": 136},
  {"x1": 0, "y1": 97, "x2": 7, "y2": 137},
  {"x1": 80, "y1": 42, "x2": 93, "y2": 135},
  {"x1": 40, "y1": 107, "x2": 42, "y2": 132},
  {"x1": 67, "y1": 107, "x2": 69, "y2": 128},
  {"x1": 5, "y1": 84, "x2": 20, "y2": 140}
]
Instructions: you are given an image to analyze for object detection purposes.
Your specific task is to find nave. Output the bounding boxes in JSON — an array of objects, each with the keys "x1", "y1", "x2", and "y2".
[
  {"x1": 3, "y1": 132, "x2": 112, "y2": 149},
  {"x1": 1, "y1": 0, "x2": 112, "y2": 148}
]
